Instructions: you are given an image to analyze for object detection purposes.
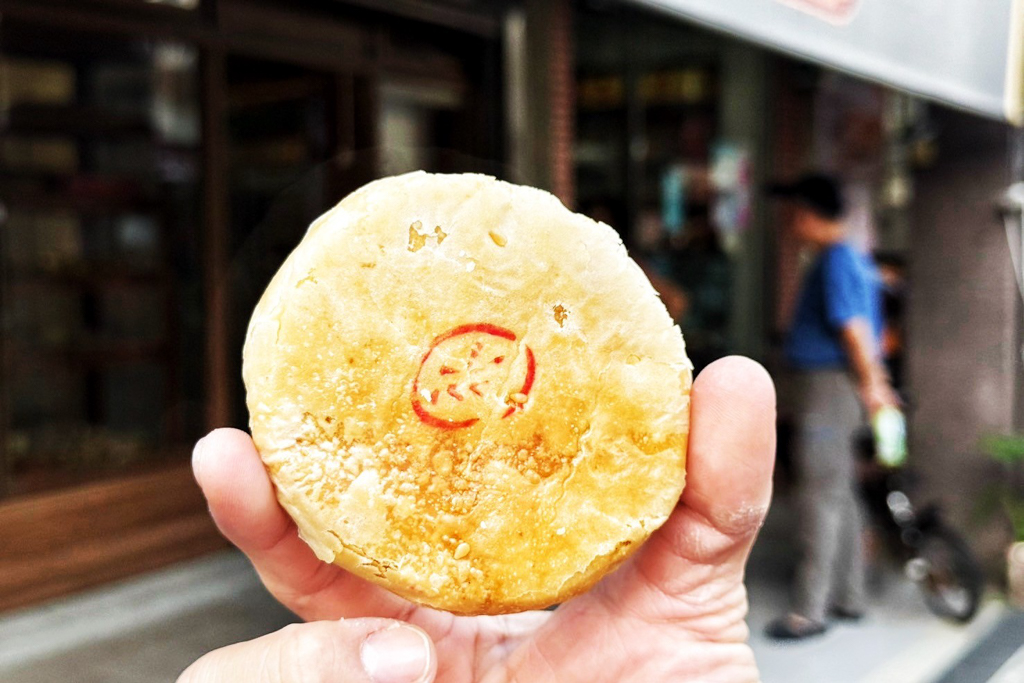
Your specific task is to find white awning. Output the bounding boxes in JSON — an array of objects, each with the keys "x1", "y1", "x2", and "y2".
[{"x1": 632, "y1": 0, "x2": 1024, "y2": 125}]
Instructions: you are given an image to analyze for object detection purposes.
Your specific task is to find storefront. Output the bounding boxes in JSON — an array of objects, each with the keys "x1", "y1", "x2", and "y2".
[
  {"x1": 4, "y1": 0, "x2": 1022, "y2": 612},
  {"x1": 0, "y1": 0, "x2": 509, "y2": 611},
  {"x1": 574, "y1": 3, "x2": 772, "y2": 371},
  {"x1": 572, "y1": 0, "x2": 1024, "y2": 557}
]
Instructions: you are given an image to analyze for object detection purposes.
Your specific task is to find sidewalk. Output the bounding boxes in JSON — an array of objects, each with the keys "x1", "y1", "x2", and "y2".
[
  {"x1": 0, "y1": 552, "x2": 296, "y2": 683},
  {"x1": 745, "y1": 496, "x2": 1014, "y2": 683},
  {"x1": 0, "y1": 501, "x2": 1016, "y2": 682}
]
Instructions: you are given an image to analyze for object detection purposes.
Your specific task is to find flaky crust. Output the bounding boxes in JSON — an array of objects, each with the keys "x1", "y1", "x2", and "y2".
[{"x1": 243, "y1": 172, "x2": 691, "y2": 615}]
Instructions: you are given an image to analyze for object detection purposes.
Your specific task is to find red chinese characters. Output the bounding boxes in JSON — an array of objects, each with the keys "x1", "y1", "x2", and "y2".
[{"x1": 411, "y1": 324, "x2": 536, "y2": 430}]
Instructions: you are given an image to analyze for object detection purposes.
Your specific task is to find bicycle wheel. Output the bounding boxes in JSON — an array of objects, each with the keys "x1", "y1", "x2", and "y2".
[{"x1": 912, "y1": 525, "x2": 984, "y2": 623}]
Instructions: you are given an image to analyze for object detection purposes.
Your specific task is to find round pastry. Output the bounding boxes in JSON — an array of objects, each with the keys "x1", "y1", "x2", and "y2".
[{"x1": 243, "y1": 172, "x2": 692, "y2": 615}]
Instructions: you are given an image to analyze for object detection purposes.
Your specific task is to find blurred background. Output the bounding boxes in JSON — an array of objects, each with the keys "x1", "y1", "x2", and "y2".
[{"x1": 0, "y1": 0, "x2": 1023, "y2": 681}]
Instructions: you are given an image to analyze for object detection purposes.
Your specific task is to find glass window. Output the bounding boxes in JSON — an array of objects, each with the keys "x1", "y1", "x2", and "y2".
[
  {"x1": 575, "y1": 8, "x2": 736, "y2": 373},
  {"x1": 0, "y1": 21, "x2": 204, "y2": 498},
  {"x1": 380, "y1": 80, "x2": 467, "y2": 176}
]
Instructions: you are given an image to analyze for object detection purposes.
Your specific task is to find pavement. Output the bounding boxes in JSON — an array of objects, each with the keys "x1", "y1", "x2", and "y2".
[
  {"x1": 0, "y1": 552, "x2": 296, "y2": 683},
  {"x1": 745, "y1": 497, "x2": 1020, "y2": 683},
  {"x1": 0, "y1": 496, "x2": 1020, "y2": 682}
]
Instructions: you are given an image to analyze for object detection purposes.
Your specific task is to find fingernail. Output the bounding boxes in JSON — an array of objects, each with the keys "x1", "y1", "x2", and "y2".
[
  {"x1": 191, "y1": 437, "x2": 207, "y2": 481},
  {"x1": 360, "y1": 625, "x2": 432, "y2": 683}
]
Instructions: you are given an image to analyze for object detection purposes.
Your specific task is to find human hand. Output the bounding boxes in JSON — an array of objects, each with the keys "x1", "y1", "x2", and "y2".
[
  {"x1": 860, "y1": 374, "x2": 899, "y2": 416},
  {"x1": 180, "y1": 356, "x2": 776, "y2": 683}
]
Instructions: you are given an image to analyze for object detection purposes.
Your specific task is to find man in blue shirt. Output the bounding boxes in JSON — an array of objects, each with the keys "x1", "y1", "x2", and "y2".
[{"x1": 766, "y1": 174, "x2": 898, "y2": 640}]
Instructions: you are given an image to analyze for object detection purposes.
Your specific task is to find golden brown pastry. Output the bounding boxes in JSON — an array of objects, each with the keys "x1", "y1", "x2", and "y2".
[{"x1": 243, "y1": 172, "x2": 691, "y2": 615}]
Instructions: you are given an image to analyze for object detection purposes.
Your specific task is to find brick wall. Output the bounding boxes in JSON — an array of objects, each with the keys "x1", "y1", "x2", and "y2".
[{"x1": 908, "y1": 108, "x2": 1019, "y2": 561}]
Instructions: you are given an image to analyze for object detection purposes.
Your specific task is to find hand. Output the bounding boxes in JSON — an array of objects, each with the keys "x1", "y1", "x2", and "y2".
[
  {"x1": 180, "y1": 356, "x2": 776, "y2": 683},
  {"x1": 860, "y1": 374, "x2": 899, "y2": 416}
]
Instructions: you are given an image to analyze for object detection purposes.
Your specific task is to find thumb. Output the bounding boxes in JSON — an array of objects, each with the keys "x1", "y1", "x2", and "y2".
[
  {"x1": 177, "y1": 618, "x2": 437, "y2": 683},
  {"x1": 600, "y1": 357, "x2": 776, "y2": 626}
]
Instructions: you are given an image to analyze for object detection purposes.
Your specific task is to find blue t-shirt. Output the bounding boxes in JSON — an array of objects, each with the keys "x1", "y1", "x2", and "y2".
[{"x1": 785, "y1": 243, "x2": 883, "y2": 370}]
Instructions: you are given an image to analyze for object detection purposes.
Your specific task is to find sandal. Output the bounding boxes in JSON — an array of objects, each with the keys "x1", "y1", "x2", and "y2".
[
  {"x1": 829, "y1": 605, "x2": 865, "y2": 622},
  {"x1": 765, "y1": 613, "x2": 828, "y2": 641}
]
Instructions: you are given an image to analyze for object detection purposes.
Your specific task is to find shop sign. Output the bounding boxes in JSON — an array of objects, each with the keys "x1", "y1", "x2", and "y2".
[
  {"x1": 776, "y1": 0, "x2": 861, "y2": 25},
  {"x1": 633, "y1": 0, "x2": 1024, "y2": 124}
]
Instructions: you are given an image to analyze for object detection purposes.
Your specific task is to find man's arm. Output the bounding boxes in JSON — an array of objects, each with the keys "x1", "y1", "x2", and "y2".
[{"x1": 840, "y1": 317, "x2": 897, "y2": 414}]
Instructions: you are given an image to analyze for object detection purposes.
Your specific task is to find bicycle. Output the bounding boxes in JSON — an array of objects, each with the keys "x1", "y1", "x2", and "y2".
[{"x1": 858, "y1": 442, "x2": 985, "y2": 624}]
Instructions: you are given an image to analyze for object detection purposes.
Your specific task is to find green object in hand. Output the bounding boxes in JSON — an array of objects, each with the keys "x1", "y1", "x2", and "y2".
[{"x1": 873, "y1": 406, "x2": 907, "y2": 468}]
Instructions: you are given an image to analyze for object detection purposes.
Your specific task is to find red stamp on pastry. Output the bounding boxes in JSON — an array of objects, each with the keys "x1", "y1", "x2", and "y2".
[{"x1": 412, "y1": 323, "x2": 536, "y2": 429}]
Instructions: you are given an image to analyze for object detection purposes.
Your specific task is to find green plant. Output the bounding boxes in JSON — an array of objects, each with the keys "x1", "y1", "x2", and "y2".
[
  {"x1": 982, "y1": 434, "x2": 1024, "y2": 465},
  {"x1": 979, "y1": 435, "x2": 1024, "y2": 543}
]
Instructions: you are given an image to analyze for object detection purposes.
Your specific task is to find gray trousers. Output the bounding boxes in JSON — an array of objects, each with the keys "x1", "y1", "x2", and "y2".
[{"x1": 789, "y1": 369, "x2": 867, "y2": 622}]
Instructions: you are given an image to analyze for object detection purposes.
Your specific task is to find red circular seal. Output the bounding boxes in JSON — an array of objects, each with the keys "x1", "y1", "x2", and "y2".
[{"x1": 411, "y1": 323, "x2": 536, "y2": 430}]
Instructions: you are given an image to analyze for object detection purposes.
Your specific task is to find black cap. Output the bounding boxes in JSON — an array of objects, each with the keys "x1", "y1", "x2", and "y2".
[{"x1": 768, "y1": 173, "x2": 845, "y2": 220}]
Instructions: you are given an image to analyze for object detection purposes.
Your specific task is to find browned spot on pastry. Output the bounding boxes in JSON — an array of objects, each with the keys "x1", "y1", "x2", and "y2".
[{"x1": 408, "y1": 221, "x2": 428, "y2": 252}]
